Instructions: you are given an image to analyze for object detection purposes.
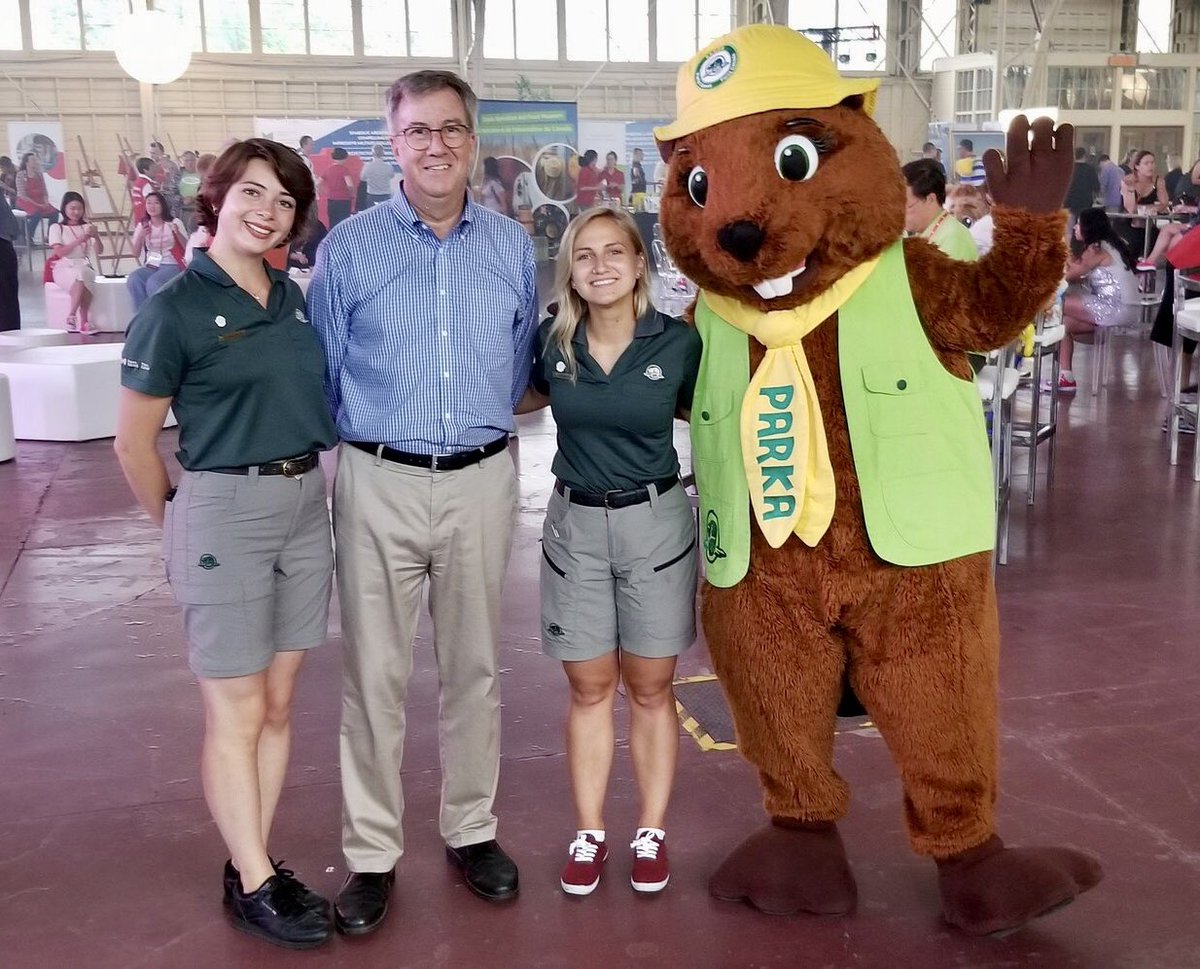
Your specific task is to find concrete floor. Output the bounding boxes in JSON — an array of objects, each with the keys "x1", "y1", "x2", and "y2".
[{"x1": 1, "y1": 255, "x2": 1199, "y2": 968}]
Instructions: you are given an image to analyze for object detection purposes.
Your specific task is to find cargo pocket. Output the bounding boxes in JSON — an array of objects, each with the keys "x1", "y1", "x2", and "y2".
[{"x1": 540, "y1": 489, "x2": 576, "y2": 646}]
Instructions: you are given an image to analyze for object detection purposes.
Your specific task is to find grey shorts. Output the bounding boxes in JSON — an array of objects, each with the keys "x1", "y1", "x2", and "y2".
[
  {"x1": 163, "y1": 466, "x2": 333, "y2": 678},
  {"x1": 540, "y1": 479, "x2": 698, "y2": 662}
]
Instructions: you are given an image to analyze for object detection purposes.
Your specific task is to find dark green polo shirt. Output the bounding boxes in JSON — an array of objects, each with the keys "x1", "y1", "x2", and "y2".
[
  {"x1": 120, "y1": 249, "x2": 337, "y2": 471},
  {"x1": 532, "y1": 310, "x2": 701, "y2": 493}
]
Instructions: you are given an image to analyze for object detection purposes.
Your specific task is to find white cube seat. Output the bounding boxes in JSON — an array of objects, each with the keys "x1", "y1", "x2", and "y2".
[
  {"x1": 0, "y1": 343, "x2": 175, "y2": 441},
  {"x1": 0, "y1": 327, "x2": 72, "y2": 348},
  {"x1": 42, "y1": 275, "x2": 135, "y2": 334}
]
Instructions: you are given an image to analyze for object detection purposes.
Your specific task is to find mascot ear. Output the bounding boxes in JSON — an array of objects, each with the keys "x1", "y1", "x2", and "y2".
[
  {"x1": 838, "y1": 94, "x2": 866, "y2": 112},
  {"x1": 655, "y1": 139, "x2": 675, "y2": 164}
]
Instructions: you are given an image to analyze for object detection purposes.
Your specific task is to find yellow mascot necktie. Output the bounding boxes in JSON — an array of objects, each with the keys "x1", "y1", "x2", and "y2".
[{"x1": 702, "y1": 254, "x2": 880, "y2": 548}]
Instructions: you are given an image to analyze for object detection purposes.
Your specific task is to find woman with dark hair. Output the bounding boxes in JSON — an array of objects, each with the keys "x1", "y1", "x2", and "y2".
[
  {"x1": 1120, "y1": 150, "x2": 1170, "y2": 255},
  {"x1": 46, "y1": 190, "x2": 102, "y2": 333},
  {"x1": 576, "y1": 149, "x2": 601, "y2": 209},
  {"x1": 14, "y1": 152, "x2": 58, "y2": 243},
  {"x1": 113, "y1": 138, "x2": 337, "y2": 950},
  {"x1": 320, "y1": 146, "x2": 355, "y2": 227},
  {"x1": 1053, "y1": 207, "x2": 1139, "y2": 393},
  {"x1": 126, "y1": 191, "x2": 188, "y2": 309}
]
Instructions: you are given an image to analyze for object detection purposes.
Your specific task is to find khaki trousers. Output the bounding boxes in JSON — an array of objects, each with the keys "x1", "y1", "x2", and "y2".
[{"x1": 334, "y1": 443, "x2": 518, "y2": 871}]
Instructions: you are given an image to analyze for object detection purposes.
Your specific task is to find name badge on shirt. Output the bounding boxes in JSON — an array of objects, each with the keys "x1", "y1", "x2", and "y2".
[{"x1": 145, "y1": 250, "x2": 163, "y2": 267}]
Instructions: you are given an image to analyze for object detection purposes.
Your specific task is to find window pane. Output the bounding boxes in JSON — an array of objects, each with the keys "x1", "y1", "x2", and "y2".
[
  {"x1": 0, "y1": 0, "x2": 23, "y2": 50},
  {"x1": 408, "y1": 0, "x2": 452, "y2": 57},
  {"x1": 1137, "y1": 0, "x2": 1171, "y2": 53},
  {"x1": 607, "y1": 0, "x2": 648, "y2": 62},
  {"x1": 656, "y1": 0, "x2": 693, "y2": 62},
  {"x1": 565, "y1": 1, "x2": 606, "y2": 60},
  {"x1": 260, "y1": 0, "x2": 305, "y2": 53},
  {"x1": 697, "y1": 0, "x2": 731, "y2": 49},
  {"x1": 362, "y1": 0, "x2": 407, "y2": 56},
  {"x1": 155, "y1": 0, "x2": 204, "y2": 52},
  {"x1": 919, "y1": 0, "x2": 955, "y2": 71},
  {"x1": 203, "y1": 0, "x2": 250, "y2": 53},
  {"x1": 515, "y1": 0, "x2": 557, "y2": 59},
  {"x1": 787, "y1": 0, "x2": 838, "y2": 30},
  {"x1": 482, "y1": 0, "x2": 515, "y2": 58},
  {"x1": 308, "y1": 0, "x2": 352, "y2": 55},
  {"x1": 30, "y1": 0, "x2": 81, "y2": 49},
  {"x1": 83, "y1": 0, "x2": 130, "y2": 51}
]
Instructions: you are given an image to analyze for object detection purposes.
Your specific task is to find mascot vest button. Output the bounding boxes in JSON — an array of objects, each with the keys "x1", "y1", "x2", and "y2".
[{"x1": 896, "y1": 379, "x2": 907, "y2": 390}]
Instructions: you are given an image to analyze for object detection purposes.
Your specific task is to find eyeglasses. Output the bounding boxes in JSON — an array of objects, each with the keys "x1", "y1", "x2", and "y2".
[{"x1": 395, "y1": 124, "x2": 473, "y2": 151}]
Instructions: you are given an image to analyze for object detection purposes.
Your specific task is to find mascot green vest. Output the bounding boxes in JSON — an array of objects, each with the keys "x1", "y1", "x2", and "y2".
[{"x1": 691, "y1": 238, "x2": 995, "y2": 585}]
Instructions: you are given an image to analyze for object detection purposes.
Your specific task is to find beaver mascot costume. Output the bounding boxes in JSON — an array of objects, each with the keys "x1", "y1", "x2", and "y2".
[{"x1": 653, "y1": 25, "x2": 1102, "y2": 936}]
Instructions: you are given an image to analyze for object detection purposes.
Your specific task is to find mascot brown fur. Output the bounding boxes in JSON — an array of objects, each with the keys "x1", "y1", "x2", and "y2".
[{"x1": 655, "y1": 26, "x2": 1102, "y2": 936}]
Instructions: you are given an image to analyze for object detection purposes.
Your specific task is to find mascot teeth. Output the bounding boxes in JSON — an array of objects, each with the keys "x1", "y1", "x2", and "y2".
[{"x1": 751, "y1": 262, "x2": 807, "y2": 300}]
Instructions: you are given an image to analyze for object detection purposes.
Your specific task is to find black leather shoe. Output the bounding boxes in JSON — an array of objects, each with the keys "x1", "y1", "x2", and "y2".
[
  {"x1": 223, "y1": 859, "x2": 331, "y2": 915},
  {"x1": 445, "y1": 840, "x2": 519, "y2": 901},
  {"x1": 334, "y1": 869, "x2": 395, "y2": 936},
  {"x1": 229, "y1": 874, "x2": 332, "y2": 950}
]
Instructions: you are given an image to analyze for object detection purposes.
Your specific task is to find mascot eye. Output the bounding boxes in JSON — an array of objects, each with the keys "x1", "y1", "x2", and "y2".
[
  {"x1": 687, "y1": 166, "x2": 709, "y2": 207},
  {"x1": 774, "y1": 135, "x2": 820, "y2": 182}
]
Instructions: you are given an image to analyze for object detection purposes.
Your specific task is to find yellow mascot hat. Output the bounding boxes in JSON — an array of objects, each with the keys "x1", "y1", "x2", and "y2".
[{"x1": 654, "y1": 24, "x2": 880, "y2": 150}]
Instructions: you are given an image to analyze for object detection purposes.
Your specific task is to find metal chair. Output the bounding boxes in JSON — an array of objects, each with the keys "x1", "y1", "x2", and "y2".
[
  {"x1": 1011, "y1": 309, "x2": 1064, "y2": 505},
  {"x1": 1092, "y1": 265, "x2": 1160, "y2": 396},
  {"x1": 1168, "y1": 273, "x2": 1200, "y2": 480},
  {"x1": 977, "y1": 342, "x2": 1022, "y2": 565}
]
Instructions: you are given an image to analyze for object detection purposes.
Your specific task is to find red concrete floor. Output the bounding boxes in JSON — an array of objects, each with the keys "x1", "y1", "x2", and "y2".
[{"x1": 0, "y1": 330, "x2": 1198, "y2": 969}]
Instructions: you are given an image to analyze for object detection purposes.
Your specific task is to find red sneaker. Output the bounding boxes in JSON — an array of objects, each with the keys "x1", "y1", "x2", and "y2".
[
  {"x1": 560, "y1": 833, "x2": 608, "y2": 896},
  {"x1": 630, "y1": 828, "x2": 669, "y2": 893}
]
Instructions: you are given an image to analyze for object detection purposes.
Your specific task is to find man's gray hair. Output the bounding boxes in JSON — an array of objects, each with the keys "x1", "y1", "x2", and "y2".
[{"x1": 385, "y1": 70, "x2": 478, "y2": 133}]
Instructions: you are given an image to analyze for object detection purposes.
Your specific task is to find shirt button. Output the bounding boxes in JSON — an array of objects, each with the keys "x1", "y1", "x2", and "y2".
[
  {"x1": 444, "y1": 412, "x2": 451, "y2": 420},
  {"x1": 442, "y1": 330, "x2": 448, "y2": 337},
  {"x1": 443, "y1": 371, "x2": 450, "y2": 378},
  {"x1": 701, "y1": 410, "x2": 710, "y2": 420},
  {"x1": 439, "y1": 290, "x2": 446, "y2": 296}
]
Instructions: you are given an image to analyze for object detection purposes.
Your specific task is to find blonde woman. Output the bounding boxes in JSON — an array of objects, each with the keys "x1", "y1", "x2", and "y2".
[{"x1": 519, "y1": 207, "x2": 701, "y2": 897}]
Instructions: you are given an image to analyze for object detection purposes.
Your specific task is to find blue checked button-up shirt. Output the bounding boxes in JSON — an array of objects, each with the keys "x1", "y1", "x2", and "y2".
[{"x1": 308, "y1": 189, "x2": 538, "y2": 453}]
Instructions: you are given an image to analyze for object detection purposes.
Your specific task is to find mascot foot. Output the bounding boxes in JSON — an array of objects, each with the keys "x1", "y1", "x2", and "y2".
[
  {"x1": 709, "y1": 818, "x2": 857, "y2": 916},
  {"x1": 937, "y1": 835, "x2": 1103, "y2": 937}
]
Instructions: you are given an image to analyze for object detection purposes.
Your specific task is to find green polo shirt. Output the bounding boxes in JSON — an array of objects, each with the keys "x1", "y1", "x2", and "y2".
[
  {"x1": 120, "y1": 249, "x2": 337, "y2": 471},
  {"x1": 532, "y1": 310, "x2": 701, "y2": 493}
]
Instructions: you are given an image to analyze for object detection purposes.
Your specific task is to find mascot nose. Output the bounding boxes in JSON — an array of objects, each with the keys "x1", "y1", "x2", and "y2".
[{"x1": 717, "y1": 220, "x2": 766, "y2": 262}]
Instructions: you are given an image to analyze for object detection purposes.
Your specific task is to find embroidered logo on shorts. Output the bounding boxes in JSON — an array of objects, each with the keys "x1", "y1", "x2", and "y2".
[
  {"x1": 546, "y1": 623, "x2": 565, "y2": 638},
  {"x1": 197, "y1": 554, "x2": 221, "y2": 570},
  {"x1": 643, "y1": 364, "x2": 664, "y2": 381},
  {"x1": 703, "y1": 510, "x2": 726, "y2": 564}
]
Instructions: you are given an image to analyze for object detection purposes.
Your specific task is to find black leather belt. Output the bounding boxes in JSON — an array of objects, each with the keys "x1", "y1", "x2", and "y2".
[
  {"x1": 348, "y1": 436, "x2": 509, "y2": 471},
  {"x1": 209, "y1": 452, "x2": 319, "y2": 477},
  {"x1": 556, "y1": 475, "x2": 679, "y2": 509}
]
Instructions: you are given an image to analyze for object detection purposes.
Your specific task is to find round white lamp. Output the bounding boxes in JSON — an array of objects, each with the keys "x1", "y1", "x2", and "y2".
[{"x1": 114, "y1": 10, "x2": 192, "y2": 85}]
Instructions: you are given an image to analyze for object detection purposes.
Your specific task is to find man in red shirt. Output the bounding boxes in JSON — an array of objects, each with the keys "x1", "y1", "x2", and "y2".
[{"x1": 320, "y1": 147, "x2": 354, "y2": 227}]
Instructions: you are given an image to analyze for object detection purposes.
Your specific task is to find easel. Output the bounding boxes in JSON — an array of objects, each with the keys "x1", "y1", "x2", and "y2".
[{"x1": 76, "y1": 135, "x2": 130, "y2": 272}]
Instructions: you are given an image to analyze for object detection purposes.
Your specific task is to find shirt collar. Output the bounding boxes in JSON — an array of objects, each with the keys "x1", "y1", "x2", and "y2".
[
  {"x1": 571, "y1": 308, "x2": 665, "y2": 346},
  {"x1": 390, "y1": 184, "x2": 475, "y2": 234},
  {"x1": 187, "y1": 249, "x2": 284, "y2": 288}
]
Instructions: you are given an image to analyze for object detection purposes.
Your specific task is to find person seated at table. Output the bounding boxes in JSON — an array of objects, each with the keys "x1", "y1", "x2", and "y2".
[
  {"x1": 1054, "y1": 207, "x2": 1138, "y2": 394},
  {"x1": 127, "y1": 191, "x2": 188, "y2": 309},
  {"x1": 1120, "y1": 150, "x2": 1169, "y2": 255},
  {"x1": 46, "y1": 191, "x2": 103, "y2": 334}
]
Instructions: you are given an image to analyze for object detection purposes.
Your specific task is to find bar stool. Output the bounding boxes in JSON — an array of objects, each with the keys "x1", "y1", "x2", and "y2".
[
  {"x1": 977, "y1": 342, "x2": 1022, "y2": 565},
  {"x1": 1168, "y1": 302, "x2": 1200, "y2": 480},
  {"x1": 1011, "y1": 309, "x2": 1064, "y2": 505}
]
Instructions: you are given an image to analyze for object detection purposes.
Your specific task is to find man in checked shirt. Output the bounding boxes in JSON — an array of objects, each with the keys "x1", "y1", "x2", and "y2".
[{"x1": 309, "y1": 69, "x2": 538, "y2": 936}]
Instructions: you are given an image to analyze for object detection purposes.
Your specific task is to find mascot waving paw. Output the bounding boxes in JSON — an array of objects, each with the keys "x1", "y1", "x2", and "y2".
[{"x1": 654, "y1": 25, "x2": 1102, "y2": 937}]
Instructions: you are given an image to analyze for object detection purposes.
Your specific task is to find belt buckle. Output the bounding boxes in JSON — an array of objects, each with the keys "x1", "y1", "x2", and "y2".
[
  {"x1": 602, "y1": 489, "x2": 624, "y2": 508},
  {"x1": 281, "y1": 457, "x2": 306, "y2": 478},
  {"x1": 429, "y1": 453, "x2": 441, "y2": 472}
]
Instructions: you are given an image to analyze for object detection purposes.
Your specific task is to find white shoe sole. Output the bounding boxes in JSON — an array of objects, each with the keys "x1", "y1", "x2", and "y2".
[
  {"x1": 631, "y1": 875, "x2": 669, "y2": 893},
  {"x1": 561, "y1": 878, "x2": 600, "y2": 896}
]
